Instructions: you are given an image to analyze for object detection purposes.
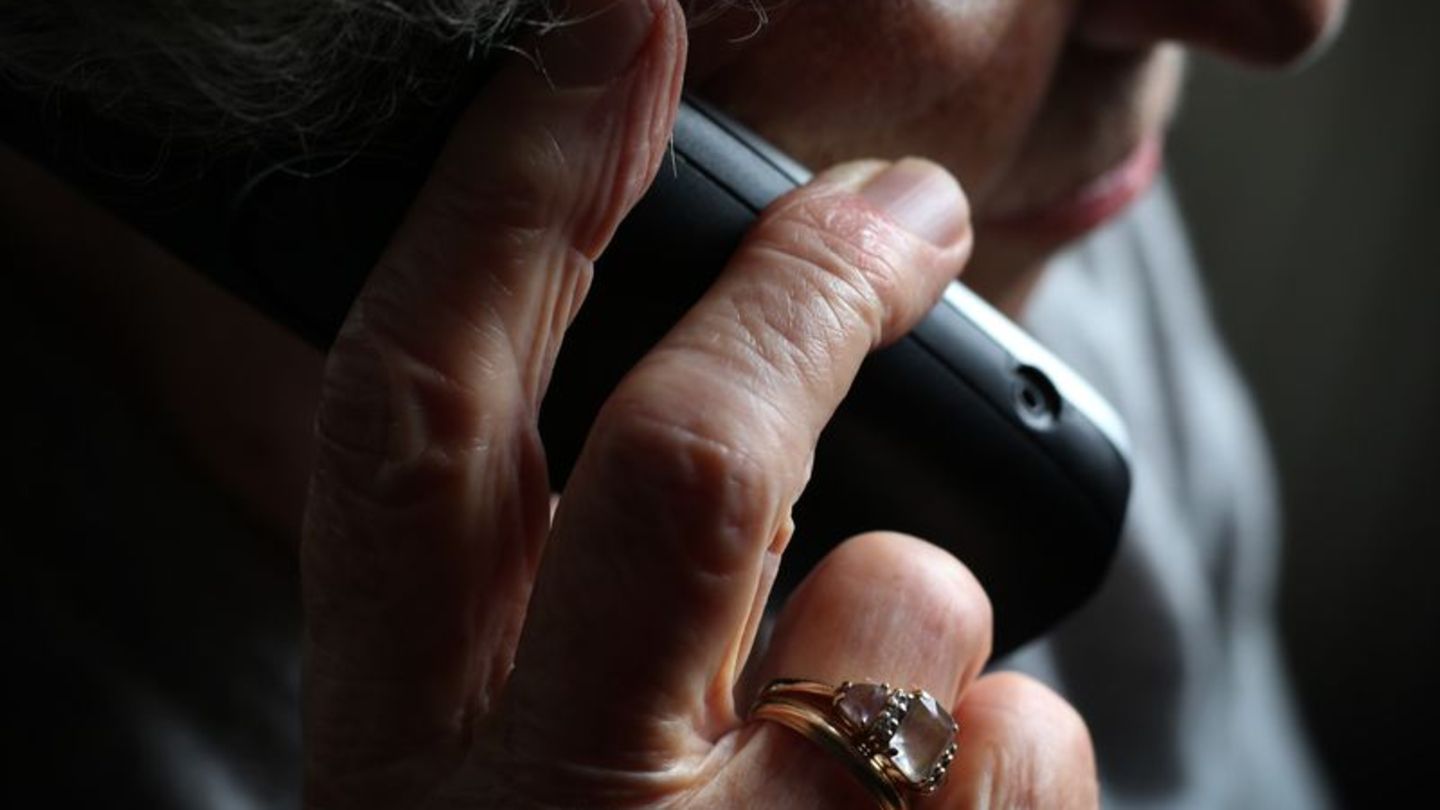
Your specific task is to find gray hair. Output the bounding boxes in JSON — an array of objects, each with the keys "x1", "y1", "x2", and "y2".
[{"x1": 0, "y1": 1, "x2": 758, "y2": 155}]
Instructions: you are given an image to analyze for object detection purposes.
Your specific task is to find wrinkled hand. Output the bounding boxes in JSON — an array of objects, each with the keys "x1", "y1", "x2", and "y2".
[{"x1": 301, "y1": 1, "x2": 1097, "y2": 807}]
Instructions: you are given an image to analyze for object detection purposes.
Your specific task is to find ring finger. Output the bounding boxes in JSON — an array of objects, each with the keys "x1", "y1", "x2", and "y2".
[
  {"x1": 731, "y1": 532, "x2": 992, "y2": 808},
  {"x1": 734, "y1": 532, "x2": 1096, "y2": 809}
]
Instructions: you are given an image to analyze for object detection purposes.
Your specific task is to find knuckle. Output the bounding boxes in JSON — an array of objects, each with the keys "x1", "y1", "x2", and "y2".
[
  {"x1": 931, "y1": 561, "x2": 995, "y2": 667},
  {"x1": 313, "y1": 321, "x2": 523, "y2": 507},
  {"x1": 904, "y1": 539, "x2": 994, "y2": 629},
  {"x1": 973, "y1": 741, "x2": 1041, "y2": 810},
  {"x1": 1002, "y1": 673, "x2": 1094, "y2": 759},
  {"x1": 424, "y1": 117, "x2": 571, "y2": 237},
  {"x1": 832, "y1": 533, "x2": 995, "y2": 657},
  {"x1": 750, "y1": 190, "x2": 915, "y2": 349},
  {"x1": 707, "y1": 272, "x2": 847, "y2": 402},
  {"x1": 588, "y1": 398, "x2": 780, "y2": 574},
  {"x1": 972, "y1": 674, "x2": 1098, "y2": 810}
]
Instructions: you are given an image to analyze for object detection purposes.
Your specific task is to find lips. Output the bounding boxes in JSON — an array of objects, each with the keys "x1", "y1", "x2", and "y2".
[{"x1": 978, "y1": 134, "x2": 1164, "y2": 244}]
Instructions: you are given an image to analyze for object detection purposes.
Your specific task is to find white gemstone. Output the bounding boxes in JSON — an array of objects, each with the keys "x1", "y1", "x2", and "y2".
[
  {"x1": 889, "y1": 692, "x2": 958, "y2": 783},
  {"x1": 836, "y1": 683, "x2": 890, "y2": 730}
]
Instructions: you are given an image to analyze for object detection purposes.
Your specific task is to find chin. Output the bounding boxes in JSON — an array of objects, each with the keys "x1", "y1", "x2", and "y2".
[
  {"x1": 975, "y1": 46, "x2": 1184, "y2": 252},
  {"x1": 964, "y1": 136, "x2": 1161, "y2": 315}
]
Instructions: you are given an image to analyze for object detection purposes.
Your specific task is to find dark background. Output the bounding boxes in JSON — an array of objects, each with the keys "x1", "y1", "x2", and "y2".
[
  {"x1": 3, "y1": 3, "x2": 1433, "y2": 806},
  {"x1": 1170, "y1": 2, "x2": 1439, "y2": 803}
]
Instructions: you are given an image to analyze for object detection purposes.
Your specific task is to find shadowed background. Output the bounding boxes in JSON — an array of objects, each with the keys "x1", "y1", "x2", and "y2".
[
  {"x1": 1170, "y1": 2, "x2": 1440, "y2": 803},
  {"x1": 1, "y1": 2, "x2": 1432, "y2": 806}
]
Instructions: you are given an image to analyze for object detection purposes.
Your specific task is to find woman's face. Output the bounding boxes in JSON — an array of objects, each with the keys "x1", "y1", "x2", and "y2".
[{"x1": 688, "y1": 0, "x2": 1346, "y2": 300}]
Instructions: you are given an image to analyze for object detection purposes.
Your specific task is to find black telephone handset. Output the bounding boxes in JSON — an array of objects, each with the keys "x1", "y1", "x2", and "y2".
[
  {"x1": 544, "y1": 100, "x2": 1131, "y2": 653},
  {"x1": 3, "y1": 89, "x2": 1130, "y2": 654}
]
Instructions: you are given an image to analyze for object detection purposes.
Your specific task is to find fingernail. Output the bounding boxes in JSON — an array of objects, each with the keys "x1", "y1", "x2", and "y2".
[
  {"x1": 536, "y1": 0, "x2": 657, "y2": 88},
  {"x1": 859, "y1": 158, "x2": 969, "y2": 247}
]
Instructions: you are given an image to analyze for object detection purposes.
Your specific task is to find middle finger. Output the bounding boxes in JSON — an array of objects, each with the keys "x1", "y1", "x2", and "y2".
[{"x1": 502, "y1": 158, "x2": 971, "y2": 773}]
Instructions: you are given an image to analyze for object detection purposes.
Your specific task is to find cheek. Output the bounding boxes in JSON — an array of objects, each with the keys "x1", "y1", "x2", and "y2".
[{"x1": 692, "y1": 0, "x2": 1076, "y2": 198}]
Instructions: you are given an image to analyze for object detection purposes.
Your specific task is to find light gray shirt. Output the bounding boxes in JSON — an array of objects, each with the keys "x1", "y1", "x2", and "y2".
[{"x1": 1009, "y1": 181, "x2": 1329, "y2": 809}]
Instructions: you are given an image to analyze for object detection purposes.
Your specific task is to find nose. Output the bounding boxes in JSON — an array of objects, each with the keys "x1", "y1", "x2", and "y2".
[{"x1": 1079, "y1": 0, "x2": 1348, "y2": 67}]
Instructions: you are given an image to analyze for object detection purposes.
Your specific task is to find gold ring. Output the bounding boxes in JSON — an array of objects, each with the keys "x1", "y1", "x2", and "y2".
[{"x1": 749, "y1": 679, "x2": 959, "y2": 810}]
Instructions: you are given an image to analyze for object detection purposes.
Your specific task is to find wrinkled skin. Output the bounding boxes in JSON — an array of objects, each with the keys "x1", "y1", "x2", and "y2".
[
  {"x1": 301, "y1": 3, "x2": 1093, "y2": 807},
  {"x1": 0, "y1": 0, "x2": 1346, "y2": 807},
  {"x1": 690, "y1": 0, "x2": 1345, "y2": 307},
  {"x1": 297, "y1": 0, "x2": 1345, "y2": 808}
]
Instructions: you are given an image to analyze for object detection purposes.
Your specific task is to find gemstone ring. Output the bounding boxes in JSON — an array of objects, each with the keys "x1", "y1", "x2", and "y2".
[{"x1": 749, "y1": 679, "x2": 959, "y2": 809}]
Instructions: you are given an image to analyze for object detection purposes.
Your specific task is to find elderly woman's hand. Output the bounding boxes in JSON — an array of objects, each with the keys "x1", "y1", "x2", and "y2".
[{"x1": 300, "y1": 2, "x2": 1097, "y2": 807}]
